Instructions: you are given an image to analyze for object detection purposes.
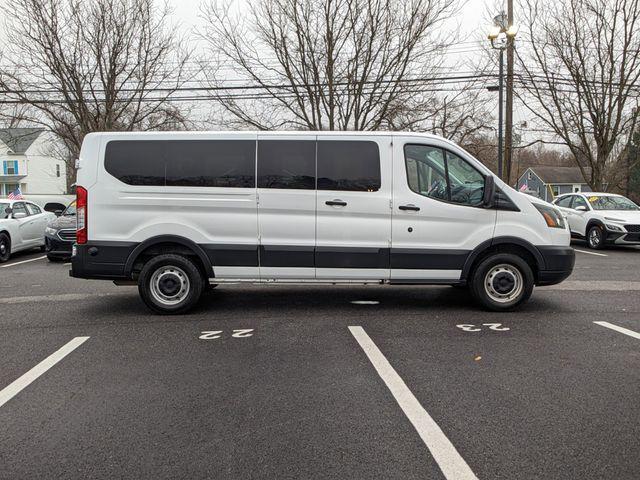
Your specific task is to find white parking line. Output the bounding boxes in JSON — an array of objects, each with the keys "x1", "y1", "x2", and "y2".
[
  {"x1": 0, "y1": 255, "x2": 47, "y2": 268},
  {"x1": 574, "y1": 249, "x2": 608, "y2": 257},
  {"x1": 348, "y1": 326, "x2": 478, "y2": 480},
  {"x1": 0, "y1": 336, "x2": 89, "y2": 408},
  {"x1": 594, "y1": 321, "x2": 640, "y2": 340}
]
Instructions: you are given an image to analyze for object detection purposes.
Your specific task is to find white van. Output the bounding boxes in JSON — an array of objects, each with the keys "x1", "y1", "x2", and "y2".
[{"x1": 70, "y1": 132, "x2": 574, "y2": 314}]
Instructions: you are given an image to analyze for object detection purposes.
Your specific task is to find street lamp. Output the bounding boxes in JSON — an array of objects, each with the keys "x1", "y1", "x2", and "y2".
[{"x1": 488, "y1": 13, "x2": 517, "y2": 180}]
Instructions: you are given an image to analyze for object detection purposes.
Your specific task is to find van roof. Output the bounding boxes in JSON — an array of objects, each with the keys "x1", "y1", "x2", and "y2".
[{"x1": 87, "y1": 130, "x2": 453, "y2": 143}]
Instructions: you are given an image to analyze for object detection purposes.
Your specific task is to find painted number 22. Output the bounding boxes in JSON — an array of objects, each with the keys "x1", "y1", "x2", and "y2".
[
  {"x1": 199, "y1": 329, "x2": 254, "y2": 340},
  {"x1": 456, "y1": 323, "x2": 510, "y2": 332}
]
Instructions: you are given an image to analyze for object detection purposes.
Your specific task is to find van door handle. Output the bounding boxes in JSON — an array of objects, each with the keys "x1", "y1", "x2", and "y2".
[
  {"x1": 399, "y1": 204, "x2": 420, "y2": 211},
  {"x1": 325, "y1": 200, "x2": 347, "y2": 207}
]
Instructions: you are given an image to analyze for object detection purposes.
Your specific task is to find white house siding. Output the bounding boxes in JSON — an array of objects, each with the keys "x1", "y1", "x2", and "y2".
[{"x1": 0, "y1": 130, "x2": 67, "y2": 196}]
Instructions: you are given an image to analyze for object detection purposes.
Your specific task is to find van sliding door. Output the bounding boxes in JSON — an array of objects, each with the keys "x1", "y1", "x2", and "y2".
[
  {"x1": 315, "y1": 136, "x2": 393, "y2": 280},
  {"x1": 257, "y1": 135, "x2": 317, "y2": 279}
]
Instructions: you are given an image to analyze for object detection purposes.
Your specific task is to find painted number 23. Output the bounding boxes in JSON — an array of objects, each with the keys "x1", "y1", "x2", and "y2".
[
  {"x1": 199, "y1": 329, "x2": 254, "y2": 340},
  {"x1": 456, "y1": 323, "x2": 510, "y2": 332}
]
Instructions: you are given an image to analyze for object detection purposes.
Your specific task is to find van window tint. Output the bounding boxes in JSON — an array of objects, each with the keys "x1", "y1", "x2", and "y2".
[
  {"x1": 317, "y1": 141, "x2": 381, "y2": 191},
  {"x1": 165, "y1": 141, "x2": 255, "y2": 188},
  {"x1": 257, "y1": 140, "x2": 315, "y2": 189},
  {"x1": 105, "y1": 140, "x2": 256, "y2": 188},
  {"x1": 105, "y1": 141, "x2": 166, "y2": 186}
]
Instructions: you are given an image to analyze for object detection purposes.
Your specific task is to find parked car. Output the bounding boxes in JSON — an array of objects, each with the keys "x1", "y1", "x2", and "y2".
[
  {"x1": 0, "y1": 199, "x2": 56, "y2": 262},
  {"x1": 552, "y1": 192, "x2": 640, "y2": 249},
  {"x1": 23, "y1": 194, "x2": 75, "y2": 216},
  {"x1": 70, "y1": 131, "x2": 574, "y2": 314},
  {"x1": 45, "y1": 200, "x2": 76, "y2": 261}
]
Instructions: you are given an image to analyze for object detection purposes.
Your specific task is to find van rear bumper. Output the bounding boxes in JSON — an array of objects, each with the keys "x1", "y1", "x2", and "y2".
[
  {"x1": 70, "y1": 242, "x2": 136, "y2": 280},
  {"x1": 535, "y1": 245, "x2": 575, "y2": 286}
]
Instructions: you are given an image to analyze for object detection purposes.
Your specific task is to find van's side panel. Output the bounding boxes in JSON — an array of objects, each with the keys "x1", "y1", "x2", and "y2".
[
  {"x1": 315, "y1": 135, "x2": 393, "y2": 280},
  {"x1": 391, "y1": 136, "x2": 497, "y2": 281},
  {"x1": 90, "y1": 132, "x2": 260, "y2": 279}
]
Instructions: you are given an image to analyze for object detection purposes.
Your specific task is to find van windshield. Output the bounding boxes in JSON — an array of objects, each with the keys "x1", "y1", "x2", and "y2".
[
  {"x1": 0, "y1": 203, "x2": 9, "y2": 219},
  {"x1": 587, "y1": 195, "x2": 639, "y2": 211}
]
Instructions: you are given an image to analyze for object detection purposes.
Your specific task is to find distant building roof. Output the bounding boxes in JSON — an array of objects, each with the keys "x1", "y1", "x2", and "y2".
[
  {"x1": 0, "y1": 128, "x2": 45, "y2": 154},
  {"x1": 527, "y1": 166, "x2": 591, "y2": 184}
]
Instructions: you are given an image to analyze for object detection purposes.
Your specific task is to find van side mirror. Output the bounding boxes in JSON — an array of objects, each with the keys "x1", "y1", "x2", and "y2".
[
  {"x1": 482, "y1": 175, "x2": 496, "y2": 208},
  {"x1": 54, "y1": 209, "x2": 63, "y2": 216},
  {"x1": 13, "y1": 211, "x2": 27, "y2": 219},
  {"x1": 575, "y1": 205, "x2": 588, "y2": 212}
]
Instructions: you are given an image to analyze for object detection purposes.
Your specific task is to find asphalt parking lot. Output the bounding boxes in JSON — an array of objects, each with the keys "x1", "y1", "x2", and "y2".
[{"x1": 1, "y1": 244, "x2": 639, "y2": 480}]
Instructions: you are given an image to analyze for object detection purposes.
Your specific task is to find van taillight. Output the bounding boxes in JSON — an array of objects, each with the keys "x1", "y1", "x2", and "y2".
[{"x1": 76, "y1": 186, "x2": 87, "y2": 245}]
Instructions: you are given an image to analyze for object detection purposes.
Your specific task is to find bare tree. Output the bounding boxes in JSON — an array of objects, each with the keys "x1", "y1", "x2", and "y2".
[
  {"x1": 0, "y1": 0, "x2": 192, "y2": 191},
  {"x1": 517, "y1": 0, "x2": 640, "y2": 191},
  {"x1": 199, "y1": 0, "x2": 460, "y2": 131}
]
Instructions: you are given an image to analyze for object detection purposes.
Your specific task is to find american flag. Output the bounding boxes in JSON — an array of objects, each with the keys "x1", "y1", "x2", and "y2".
[{"x1": 7, "y1": 187, "x2": 24, "y2": 200}]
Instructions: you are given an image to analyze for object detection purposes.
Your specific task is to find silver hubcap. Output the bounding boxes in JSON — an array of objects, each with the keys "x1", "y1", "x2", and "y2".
[
  {"x1": 0, "y1": 241, "x2": 6, "y2": 255},
  {"x1": 484, "y1": 264, "x2": 523, "y2": 303},
  {"x1": 589, "y1": 228, "x2": 601, "y2": 247},
  {"x1": 150, "y1": 266, "x2": 190, "y2": 306}
]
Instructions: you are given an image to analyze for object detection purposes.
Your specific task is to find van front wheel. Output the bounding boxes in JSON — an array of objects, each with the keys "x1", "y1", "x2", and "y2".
[
  {"x1": 138, "y1": 254, "x2": 203, "y2": 315},
  {"x1": 470, "y1": 253, "x2": 534, "y2": 311}
]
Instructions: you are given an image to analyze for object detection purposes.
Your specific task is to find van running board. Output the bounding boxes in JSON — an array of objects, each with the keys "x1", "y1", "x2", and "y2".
[{"x1": 210, "y1": 278, "x2": 385, "y2": 285}]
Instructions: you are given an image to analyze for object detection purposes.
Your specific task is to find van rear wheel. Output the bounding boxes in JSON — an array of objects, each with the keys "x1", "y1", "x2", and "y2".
[
  {"x1": 470, "y1": 253, "x2": 534, "y2": 311},
  {"x1": 138, "y1": 254, "x2": 203, "y2": 314}
]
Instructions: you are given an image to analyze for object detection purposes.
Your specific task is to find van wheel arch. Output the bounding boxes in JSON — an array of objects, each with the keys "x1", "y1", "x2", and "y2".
[
  {"x1": 462, "y1": 237, "x2": 542, "y2": 284},
  {"x1": 125, "y1": 236, "x2": 213, "y2": 280}
]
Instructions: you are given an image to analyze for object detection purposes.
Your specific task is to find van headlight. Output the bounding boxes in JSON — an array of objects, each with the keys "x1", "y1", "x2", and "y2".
[
  {"x1": 532, "y1": 204, "x2": 566, "y2": 229},
  {"x1": 45, "y1": 226, "x2": 58, "y2": 236}
]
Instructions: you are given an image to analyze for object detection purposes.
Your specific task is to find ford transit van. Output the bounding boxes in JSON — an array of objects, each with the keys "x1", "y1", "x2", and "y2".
[{"x1": 70, "y1": 132, "x2": 574, "y2": 314}]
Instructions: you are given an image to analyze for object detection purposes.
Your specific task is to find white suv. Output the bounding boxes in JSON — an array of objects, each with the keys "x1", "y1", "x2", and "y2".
[{"x1": 553, "y1": 192, "x2": 640, "y2": 249}]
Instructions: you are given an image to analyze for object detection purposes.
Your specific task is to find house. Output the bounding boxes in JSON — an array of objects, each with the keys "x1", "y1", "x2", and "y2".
[
  {"x1": 516, "y1": 166, "x2": 592, "y2": 202},
  {"x1": 0, "y1": 128, "x2": 67, "y2": 197}
]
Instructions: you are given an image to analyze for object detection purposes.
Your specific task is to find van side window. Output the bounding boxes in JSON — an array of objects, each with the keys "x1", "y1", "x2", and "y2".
[
  {"x1": 404, "y1": 145, "x2": 485, "y2": 206},
  {"x1": 404, "y1": 145, "x2": 448, "y2": 201},
  {"x1": 105, "y1": 141, "x2": 167, "y2": 186},
  {"x1": 317, "y1": 141, "x2": 381, "y2": 191},
  {"x1": 165, "y1": 141, "x2": 255, "y2": 188},
  {"x1": 105, "y1": 140, "x2": 256, "y2": 188},
  {"x1": 445, "y1": 151, "x2": 485, "y2": 206},
  {"x1": 257, "y1": 140, "x2": 315, "y2": 190}
]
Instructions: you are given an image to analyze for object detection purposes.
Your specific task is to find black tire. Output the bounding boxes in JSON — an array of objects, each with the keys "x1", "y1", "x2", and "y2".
[
  {"x1": 0, "y1": 233, "x2": 10, "y2": 263},
  {"x1": 138, "y1": 254, "x2": 204, "y2": 315},
  {"x1": 587, "y1": 224, "x2": 605, "y2": 250},
  {"x1": 469, "y1": 253, "x2": 534, "y2": 311}
]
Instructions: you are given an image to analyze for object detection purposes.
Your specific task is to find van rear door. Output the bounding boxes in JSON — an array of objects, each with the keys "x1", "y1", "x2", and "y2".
[{"x1": 315, "y1": 136, "x2": 392, "y2": 279}]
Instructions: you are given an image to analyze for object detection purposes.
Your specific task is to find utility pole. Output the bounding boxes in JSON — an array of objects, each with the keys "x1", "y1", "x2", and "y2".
[
  {"x1": 497, "y1": 49, "x2": 504, "y2": 180},
  {"x1": 504, "y1": 0, "x2": 515, "y2": 185}
]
